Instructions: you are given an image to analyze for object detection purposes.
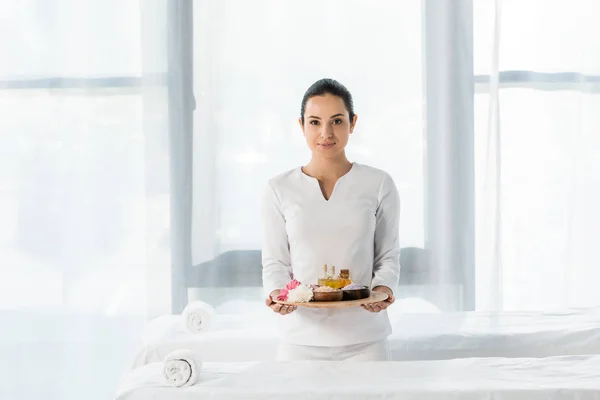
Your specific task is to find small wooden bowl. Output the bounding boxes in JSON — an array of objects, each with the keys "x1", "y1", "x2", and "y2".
[
  {"x1": 313, "y1": 291, "x2": 343, "y2": 302},
  {"x1": 342, "y1": 287, "x2": 371, "y2": 301}
]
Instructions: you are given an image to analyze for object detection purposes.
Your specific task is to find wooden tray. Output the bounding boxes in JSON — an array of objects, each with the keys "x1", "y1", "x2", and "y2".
[{"x1": 275, "y1": 291, "x2": 388, "y2": 309}]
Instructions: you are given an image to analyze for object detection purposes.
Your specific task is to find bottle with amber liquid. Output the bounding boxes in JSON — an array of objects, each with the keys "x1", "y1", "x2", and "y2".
[
  {"x1": 317, "y1": 264, "x2": 330, "y2": 286},
  {"x1": 328, "y1": 265, "x2": 342, "y2": 289},
  {"x1": 338, "y1": 269, "x2": 352, "y2": 288}
]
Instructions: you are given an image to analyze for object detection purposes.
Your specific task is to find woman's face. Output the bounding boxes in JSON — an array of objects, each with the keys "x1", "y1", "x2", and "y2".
[{"x1": 299, "y1": 93, "x2": 357, "y2": 159}]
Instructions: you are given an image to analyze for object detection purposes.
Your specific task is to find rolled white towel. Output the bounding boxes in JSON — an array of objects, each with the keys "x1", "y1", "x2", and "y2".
[
  {"x1": 181, "y1": 301, "x2": 215, "y2": 333},
  {"x1": 162, "y1": 349, "x2": 202, "y2": 388}
]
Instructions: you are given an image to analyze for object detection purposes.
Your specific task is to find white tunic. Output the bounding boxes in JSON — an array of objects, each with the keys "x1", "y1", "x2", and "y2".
[{"x1": 261, "y1": 162, "x2": 401, "y2": 347}]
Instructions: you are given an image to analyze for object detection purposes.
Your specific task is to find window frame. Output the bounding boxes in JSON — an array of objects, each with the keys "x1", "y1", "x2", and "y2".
[
  {"x1": 0, "y1": 77, "x2": 147, "y2": 89},
  {"x1": 474, "y1": 71, "x2": 600, "y2": 93}
]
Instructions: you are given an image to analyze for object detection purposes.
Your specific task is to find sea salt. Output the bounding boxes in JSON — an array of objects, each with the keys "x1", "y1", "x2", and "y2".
[{"x1": 342, "y1": 283, "x2": 365, "y2": 290}]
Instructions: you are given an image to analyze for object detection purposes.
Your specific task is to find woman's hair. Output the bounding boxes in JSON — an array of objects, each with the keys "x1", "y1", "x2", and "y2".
[{"x1": 300, "y1": 78, "x2": 355, "y2": 124}]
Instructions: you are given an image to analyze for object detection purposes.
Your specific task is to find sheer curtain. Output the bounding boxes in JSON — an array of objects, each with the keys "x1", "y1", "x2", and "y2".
[
  {"x1": 474, "y1": 0, "x2": 600, "y2": 310},
  {"x1": 189, "y1": 0, "x2": 600, "y2": 314},
  {"x1": 0, "y1": 1, "x2": 171, "y2": 399},
  {"x1": 190, "y1": 0, "x2": 431, "y2": 307}
]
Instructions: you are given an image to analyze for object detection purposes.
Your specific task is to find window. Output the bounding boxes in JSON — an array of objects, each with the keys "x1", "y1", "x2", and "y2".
[
  {"x1": 0, "y1": 2, "x2": 170, "y2": 399},
  {"x1": 189, "y1": 0, "x2": 427, "y2": 307},
  {"x1": 473, "y1": 0, "x2": 600, "y2": 310}
]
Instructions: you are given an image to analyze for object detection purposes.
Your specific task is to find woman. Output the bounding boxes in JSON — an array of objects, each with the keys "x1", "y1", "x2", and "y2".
[{"x1": 261, "y1": 78, "x2": 400, "y2": 361}]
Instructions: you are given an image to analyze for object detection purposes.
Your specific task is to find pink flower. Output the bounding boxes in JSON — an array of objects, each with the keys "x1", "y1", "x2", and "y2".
[
  {"x1": 285, "y1": 280, "x2": 302, "y2": 290},
  {"x1": 276, "y1": 280, "x2": 303, "y2": 301},
  {"x1": 277, "y1": 288, "x2": 289, "y2": 301}
]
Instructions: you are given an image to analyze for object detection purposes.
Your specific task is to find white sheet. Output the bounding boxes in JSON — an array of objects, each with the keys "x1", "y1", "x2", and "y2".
[
  {"x1": 117, "y1": 355, "x2": 600, "y2": 400},
  {"x1": 131, "y1": 304, "x2": 600, "y2": 366},
  {"x1": 116, "y1": 362, "x2": 256, "y2": 400},
  {"x1": 388, "y1": 307, "x2": 600, "y2": 360},
  {"x1": 131, "y1": 313, "x2": 278, "y2": 366}
]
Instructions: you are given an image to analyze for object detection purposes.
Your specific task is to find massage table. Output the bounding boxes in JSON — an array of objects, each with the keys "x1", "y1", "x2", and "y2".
[
  {"x1": 117, "y1": 355, "x2": 600, "y2": 400},
  {"x1": 130, "y1": 303, "x2": 600, "y2": 366}
]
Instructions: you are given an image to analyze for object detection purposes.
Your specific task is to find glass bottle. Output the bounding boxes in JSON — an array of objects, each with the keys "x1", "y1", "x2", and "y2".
[
  {"x1": 338, "y1": 269, "x2": 352, "y2": 288},
  {"x1": 328, "y1": 265, "x2": 342, "y2": 289},
  {"x1": 317, "y1": 264, "x2": 329, "y2": 286}
]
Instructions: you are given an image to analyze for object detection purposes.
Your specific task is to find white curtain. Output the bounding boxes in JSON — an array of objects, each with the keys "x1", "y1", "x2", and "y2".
[
  {"x1": 190, "y1": 0, "x2": 600, "y2": 313},
  {"x1": 474, "y1": 0, "x2": 600, "y2": 310},
  {"x1": 190, "y1": 0, "x2": 428, "y2": 305},
  {"x1": 0, "y1": 1, "x2": 171, "y2": 399}
]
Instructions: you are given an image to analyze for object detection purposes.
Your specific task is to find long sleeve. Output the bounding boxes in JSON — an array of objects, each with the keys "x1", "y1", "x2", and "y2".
[
  {"x1": 371, "y1": 172, "x2": 401, "y2": 293},
  {"x1": 265, "y1": 165, "x2": 396, "y2": 347},
  {"x1": 261, "y1": 182, "x2": 292, "y2": 297}
]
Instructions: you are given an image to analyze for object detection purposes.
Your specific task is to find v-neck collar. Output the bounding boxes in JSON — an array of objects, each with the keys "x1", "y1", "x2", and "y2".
[{"x1": 299, "y1": 162, "x2": 357, "y2": 202}]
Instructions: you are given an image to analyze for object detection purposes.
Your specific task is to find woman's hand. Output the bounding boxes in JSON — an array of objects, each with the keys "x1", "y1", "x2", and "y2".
[
  {"x1": 362, "y1": 285, "x2": 395, "y2": 313},
  {"x1": 265, "y1": 290, "x2": 297, "y2": 315}
]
